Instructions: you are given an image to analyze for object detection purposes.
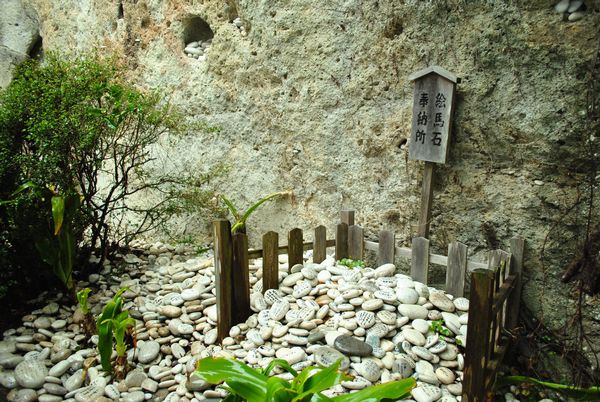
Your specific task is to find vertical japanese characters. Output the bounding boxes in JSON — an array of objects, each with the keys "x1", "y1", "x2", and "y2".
[{"x1": 408, "y1": 68, "x2": 456, "y2": 164}]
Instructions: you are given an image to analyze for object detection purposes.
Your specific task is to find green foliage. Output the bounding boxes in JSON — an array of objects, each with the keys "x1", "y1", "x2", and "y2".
[
  {"x1": 2, "y1": 181, "x2": 80, "y2": 290},
  {"x1": 337, "y1": 259, "x2": 365, "y2": 269},
  {"x1": 0, "y1": 52, "x2": 220, "y2": 300},
  {"x1": 97, "y1": 288, "x2": 135, "y2": 374},
  {"x1": 221, "y1": 192, "x2": 291, "y2": 234},
  {"x1": 429, "y1": 320, "x2": 452, "y2": 337},
  {"x1": 77, "y1": 288, "x2": 92, "y2": 315},
  {"x1": 195, "y1": 357, "x2": 416, "y2": 402},
  {"x1": 499, "y1": 376, "x2": 600, "y2": 400}
]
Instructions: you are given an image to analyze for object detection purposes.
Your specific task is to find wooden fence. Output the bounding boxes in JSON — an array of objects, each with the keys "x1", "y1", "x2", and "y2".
[{"x1": 212, "y1": 210, "x2": 525, "y2": 400}]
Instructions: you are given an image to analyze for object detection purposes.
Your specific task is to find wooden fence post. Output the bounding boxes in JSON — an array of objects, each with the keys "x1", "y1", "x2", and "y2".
[
  {"x1": 232, "y1": 232, "x2": 251, "y2": 324},
  {"x1": 313, "y1": 225, "x2": 327, "y2": 263},
  {"x1": 348, "y1": 225, "x2": 364, "y2": 260},
  {"x1": 341, "y1": 210, "x2": 355, "y2": 226},
  {"x1": 416, "y1": 162, "x2": 434, "y2": 238},
  {"x1": 335, "y1": 223, "x2": 348, "y2": 260},
  {"x1": 446, "y1": 241, "x2": 468, "y2": 297},
  {"x1": 288, "y1": 228, "x2": 304, "y2": 268},
  {"x1": 411, "y1": 237, "x2": 429, "y2": 284},
  {"x1": 213, "y1": 220, "x2": 233, "y2": 343},
  {"x1": 507, "y1": 237, "x2": 524, "y2": 330},
  {"x1": 262, "y1": 231, "x2": 279, "y2": 292},
  {"x1": 377, "y1": 230, "x2": 395, "y2": 266},
  {"x1": 463, "y1": 269, "x2": 494, "y2": 402}
]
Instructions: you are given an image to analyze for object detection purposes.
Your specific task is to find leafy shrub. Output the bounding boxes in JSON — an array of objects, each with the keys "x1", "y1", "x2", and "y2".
[{"x1": 0, "y1": 52, "x2": 218, "y2": 301}]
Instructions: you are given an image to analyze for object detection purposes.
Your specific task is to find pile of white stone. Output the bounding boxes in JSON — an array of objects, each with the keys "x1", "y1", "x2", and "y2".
[
  {"x1": 554, "y1": 0, "x2": 586, "y2": 21},
  {"x1": 184, "y1": 39, "x2": 212, "y2": 62},
  {"x1": 0, "y1": 241, "x2": 546, "y2": 402},
  {"x1": 232, "y1": 17, "x2": 247, "y2": 37}
]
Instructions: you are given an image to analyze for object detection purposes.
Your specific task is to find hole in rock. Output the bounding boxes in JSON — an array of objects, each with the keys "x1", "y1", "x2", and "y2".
[
  {"x1": 118, "y1": 2, "x2": 124, "y2": 19},
  {"x1": 383, "y1": 16, "x2": 403, "y2": 39},
  {"x1": 183, "y1": 16, "x2": 214, "y2": 62},
  {"x1": 28, "y1": 35, "x2": 44, "y2": 60}
]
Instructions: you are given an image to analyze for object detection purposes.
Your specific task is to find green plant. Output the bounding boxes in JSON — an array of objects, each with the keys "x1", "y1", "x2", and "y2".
[
  {"x1": 195, "y1": 357, "x2": 416, "y2": 402},
  {"x1": 221, "y1": 192, "x2": 291, "y2": 234},
  {"x1": 76, "y1": 287, "x2": 96, "y2": 338},
  {"x1": 2, "y1": 182, "x2": 80, "y2": 292},
  {"x1": 97, "y1": 287, "x2": 136, "y2": 379},
  {"x1": 0, "y1": 52, "x2": 218, "y2": 268},
  {"x1": 499, "y1": 376, "x2": 600, "y2": 400},
  {"x1": 429, "y1": 320, "x2": 452, "y2": 337},
  {"x1": 337, "y1": 259, "x2": 365, "y2": 269}
]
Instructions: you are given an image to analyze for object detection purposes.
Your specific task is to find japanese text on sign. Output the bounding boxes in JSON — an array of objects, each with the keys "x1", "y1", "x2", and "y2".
[{"x1": 408, "y1": 70, "x2": 455, "y2": 164}]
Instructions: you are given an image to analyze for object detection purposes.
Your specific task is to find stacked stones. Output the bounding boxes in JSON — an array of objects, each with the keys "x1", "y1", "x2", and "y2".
[
  {"x1": 232, "y1": 17, "x2": 247, "y2": 37},
  {"x1": 554, "y1": 0, "x2": 586, "y2": 21},
  {"x1": 0, "y1": 241, "x2": 473, "y2": 402},
  {"x1": 184, "y1": 40, "x2": 212, "y2": 62}
]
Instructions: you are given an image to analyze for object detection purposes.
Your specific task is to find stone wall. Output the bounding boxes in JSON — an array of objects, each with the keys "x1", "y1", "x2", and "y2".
[{"x1": 2, "y1": 0, "x2": 600, "y2": 377}]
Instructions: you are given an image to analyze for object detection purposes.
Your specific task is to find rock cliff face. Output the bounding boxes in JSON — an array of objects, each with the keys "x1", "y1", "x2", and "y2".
[{"x1": 2, "y1": 0, "x2": 600, "y2": 375}]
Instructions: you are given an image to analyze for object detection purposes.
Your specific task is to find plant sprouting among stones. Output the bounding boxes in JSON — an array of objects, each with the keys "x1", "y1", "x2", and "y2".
[
  {"x1": 97, "y1": 287, "x2": 136, "y2": 379},
  {"x1": 337, "y1": 258, "x2": 366, "y2": 269},
  {"x1": 195, "y1": 357, "x2": 416, "y2": 402},
  {"x1": 429, "y1": 319, "x2": 452, "y2": 337},
  {"x1": 76, "y1": 287, "x2": 96, "y2": 338}
]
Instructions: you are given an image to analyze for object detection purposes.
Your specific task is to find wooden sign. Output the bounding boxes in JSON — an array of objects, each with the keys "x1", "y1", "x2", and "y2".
[{"x1": 408, "y1": 66, "x2": 457, "y2": 164}]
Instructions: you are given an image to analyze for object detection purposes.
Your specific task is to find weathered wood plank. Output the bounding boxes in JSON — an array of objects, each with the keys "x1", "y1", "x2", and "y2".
[
  {"x1": 232, "y1": 233, "x2": 251, "y2": 324},
  {"x1": 364, "y1": 239, "x2": 488, "y2": 271},
  {"x1": 213, "y1": 220, "x2": 233, "y2": 343},
  {"x1": 262, "y1": 231, "x2": 279, "y2": 293},
  {"x1": 411, "y1": 237, "x2": 429, "y2": 284},
  {"x1": 377, "y1": 230, "x2": 395, "y2": 266},
  {"x1": 463, "y1": 269, "x2": 494, "y2": 402},
  {"x1": 446, "y1": 241, "x2": 468, "y2": 297},
  {"x1": 335, "y1": 223, "x2": 349, "y2": 260},
  {"x1": 506, "y1": 237, "x2": 525, "y2": 330},
  {"x1": 491, "y1": 275, "x2": 516, "y2": 315},
  {"x1": 340, "y1": 210, "x2": 355, "y2": 226},
  {"x1": 313, "y1": 225, "x2": 327, "y2": 263},
  {"x1": 288, "y1": 228, "x2": 304, "y2": 269},
  {"x1": 416, "y1": 162, "x2": 434, "y2": 238},
  {"x1": 348, "y1": 225, "x2": 364, "y2": 260}
]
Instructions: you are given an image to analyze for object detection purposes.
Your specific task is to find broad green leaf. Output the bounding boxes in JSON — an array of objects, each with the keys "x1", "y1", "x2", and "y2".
[
  {"x1": 195, "y1": 357, "x2": 267, "y2": 402},
  {"x1": 499, "y1": 376, "x2": 600, "y2": 400},
  {"x1": 220, "y1": 195, "x2": 240, "y2": 221},
  {"x1": 51, "y1": 195, "x2": 65, "y2": 235},
  {"x1": 34, "y1": 236, "x2": 58, "y2": 269},
  {"x1": 309, "y1": 394, "x2": 335, "y2": 402},
  {"x1": 262, "y1": 358, "x2": 298, "y2": 377},
  {"x1": 97, "y1": 319, "x2": 114, "y2": 372},
  {"x1": 291, "y1": 365, "x2": 320, "y2": 392},
  {"x1": 57, "y1": 221, "x2": 75, "y2": 289},
  {"x1": 331, "y1": 378, "x2": 416, "y2": 402},
  {"x1": 296, "y1": 360, "x2": 351, "y2": 398},
  {"x1": 266, "y1": 376, "x2": 295, "y2": 402}
]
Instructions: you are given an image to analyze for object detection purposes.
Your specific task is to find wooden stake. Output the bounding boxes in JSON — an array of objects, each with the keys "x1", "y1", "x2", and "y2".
[
  {"x1": 213, "y1": 220, "x2": 233, "y2": 343},
  {"x1": 417, "y1": 162, "x2": 434, "y2": 238},
  {"x1": 313, "y1": 225, "x2": 327, "y2": 263},
  {"x1": 232, "y1": 232, "x2": 250, "y2": 324},
  {"x1": 262, "y1": 231, "x2": 279, "y2": 292}
]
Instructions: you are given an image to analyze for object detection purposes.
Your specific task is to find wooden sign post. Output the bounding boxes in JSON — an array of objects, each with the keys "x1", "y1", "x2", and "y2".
[{"x1": 408, "y1": 66, "x2": 457, "y2": 238}]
